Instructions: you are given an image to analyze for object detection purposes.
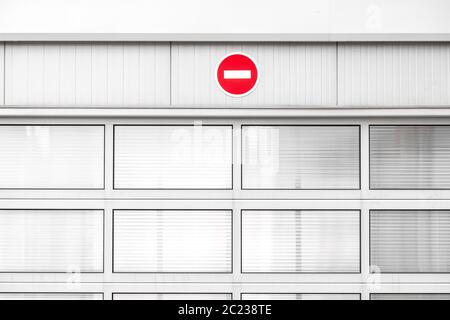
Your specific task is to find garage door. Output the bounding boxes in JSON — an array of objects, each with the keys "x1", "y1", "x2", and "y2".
[{"x1": 0, "y1": 117, "x2": 449, "y2": 299}]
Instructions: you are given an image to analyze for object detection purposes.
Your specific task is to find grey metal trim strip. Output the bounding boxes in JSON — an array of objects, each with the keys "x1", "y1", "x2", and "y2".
[
  {"x1": 3, "y1": 107, "x2": 450, "y2": 118},
  {"x1": 1, "y1": 33, "x2": 450, "y2": 42}
]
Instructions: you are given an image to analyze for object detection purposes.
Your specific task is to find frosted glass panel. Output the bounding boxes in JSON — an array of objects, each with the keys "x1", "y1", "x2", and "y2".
[
  {"x1": 0, "y1": 125, "x2": 104, "y2": 189},
  {"x1": 242, "y1": 293, "x2": 360, "y2": 300},
  {"x1": 371, "y1": 294, "x2": 450, "y2": 300},
  {"x1": 0, "y1": 210, "x2": 103, "y2": 272},
  {"x1": 113, "y1": 293, "x2": 231, "y2": 300},
  {"x1": 242, "y1": 126, "x2": 360, "y2": 189},
  {"x1": 370, "y1": 126, "x2": 450, "y2": 189},
  {"x1": 370, "y1": 210, "x2": 450, "y2": 273},
  {"x1": 114, "y1": 125, "x2": 232, "y2": 189},
  {"x1": 0, "y1": 293, "x2": 103, "y2": 300},
  {"x1": 242, "y1": 210, "x2": 360, "y2": 273},
  {"x1": 114, "y1": 210, "x2": 232, "y2": 272}
]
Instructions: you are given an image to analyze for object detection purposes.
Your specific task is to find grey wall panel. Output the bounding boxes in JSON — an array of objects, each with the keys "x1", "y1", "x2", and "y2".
[
  {"x1": 114, "y1": 125, "x2": 232, "y2": 189},
  {"x1": 0, "y1": 125, "x2": 104, "y2": 189},
  {"x1": 338, "y1": 43, "x2": 450, "y2": 106},
  {"x1": 242, "y1": 210, "x2": 360, "y2": 273},
  {"x1": 242, "y1": 125, "x2": 360, "y2": 189},
  {"x1": 0, "y1": 293, "x2": 103, "y2": 300},
  {"x1": 0, "y1": 210, "x2": 103, "y2": 273},
  {"x1": 0, "y1": 42, "x2": 3, "y2": 105},
  {"x1": 172, "y1": 43, "x2": 337, "y2": 106},
  {"x1": 113, "y1": 210, "x2": 232, "y2": 273},
  {"x1": 113, "y1": 293, "x2": 231, "y2": 300},
  {"x1": 371, "y1": 294, "x2": 450, "y2": 300},
  {"x1": 370, "y1": 125, "x2": 450, "y2": 189},
  {"x1": 4, "y1": 43, "x2": 170, "y2": 106},
  {"x1": 371, "y1": 210, "x2": 450, "y2": 273},
  {"x1": 241, "y1": 293, "x2": 360, "y2": 300}
]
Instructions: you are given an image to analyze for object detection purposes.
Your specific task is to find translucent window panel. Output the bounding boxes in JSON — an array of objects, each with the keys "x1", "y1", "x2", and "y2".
[
  {"x1": 370, "y1": 126, "x2": 450, "y2": 189},
  {"x1": 0, "y1": 293, "x2": 103, "y2": 300},
  {"x1": 371, "y1": 294, "x2": 450, "y2": 300},
  {"x1": 241, "y1": 293, "x2": 360, "y2": 300},
  {"x1": 370, "y1": 210, "x2": 450, "y2": 273},
  {"x1": 113, "y1": 210, "x2": 232, "y2": 272},
  {"x1": 0, "y1": 125, "x2": 104, "y2": 189},
  {"x1": 0, "y1": 210, "x2": 103, "y2": 272},
  {"x1": 113, "y1": 293, "x2": 231, "y2": 300},
  {"x1": 242, "y1": 210, "x2": 360, "y2": 273},
  {"x1": 242, "y1": 126, "x2": 360, "y2": 189},
  {"x1": 114, "y1": 125, "x2": 232, "y2": 189}
]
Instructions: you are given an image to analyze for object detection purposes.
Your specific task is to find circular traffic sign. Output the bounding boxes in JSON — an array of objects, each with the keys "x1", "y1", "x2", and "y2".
[{"x1": 216, "y1": 52, "x2": 259, "y2": 97}]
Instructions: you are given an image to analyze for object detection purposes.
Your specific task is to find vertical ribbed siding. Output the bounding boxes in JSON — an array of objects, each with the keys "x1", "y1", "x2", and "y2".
[
  {"x1": 338, "y1": 43, "x2": 450, "y2": 106},
  {"x1": 113, "y1": 210, "x2": 232, "y2": 273},
  {"x1": 171, "y1": 43, "x2": 336, "y2": 106},
  {"x1": 0, "y1": 125, "x2": 104, "y2": 189},
  {"x1": 0, "y1": 210, "x2": 103, "y2": 272},
  {"x1": 0, "y1": 42, "x2": 4, "y2": 105},
  {"x1": 0, "y1": 293, "x2": 103, "y2": 300},
  {"x1": 242, "y1": 126, "x2": 360, "y2": 189},
  {"x1": 241, "y1": 293, "x2": 360, "y2": 300},
  {"x1": 371, "y1": 210, "x2": 450, "y2": 273},
  {"x1": 370, "y1": 125, "x2": 450, "y2": 189},
  {"x1": 114, "y1": 125, "x2": 232, "y2": 189},
  {"x1": 4, "y1": 42, "x2": 170, "y2": 105},
  {"x1": 242, "y1": 210, "x2": 360, "y2": 273},
  {"x1": 371, "y1": 294, "x2": 450, "y2": 300},
  {"x1": 113, "y1": 293, "x2": 231, "y2": 300}
]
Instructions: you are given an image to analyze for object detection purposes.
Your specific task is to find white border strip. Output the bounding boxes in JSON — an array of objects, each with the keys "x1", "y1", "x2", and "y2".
[
  {"x1": 3, "y1": 107, "x2": 450, "y2": 118},
  {"x1": 1, "y1": 33, "x2": 450, "y2": 42}
]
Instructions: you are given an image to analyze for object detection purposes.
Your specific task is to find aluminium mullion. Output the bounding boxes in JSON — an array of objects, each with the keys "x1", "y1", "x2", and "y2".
[
  {"x1": 360, "y1": 122, "x2": 371, "y2": 282},
  {"x1": 360, "y1": 206, "x2": 371, "y2": 289},
  {"x1": 104, "y1": 122, "x2": 114, "y2": 196},
  {"x1": 103, "y1": 203, "x2": 113, "y2": 279},
  {"x1": 232, "y1": 120, "x2": 243, "y2": 282}
]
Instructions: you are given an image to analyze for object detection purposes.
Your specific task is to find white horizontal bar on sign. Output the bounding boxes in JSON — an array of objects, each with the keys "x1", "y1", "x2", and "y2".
[{"x1": 223, "y1": 70, "x2": 251, "y2": 79}]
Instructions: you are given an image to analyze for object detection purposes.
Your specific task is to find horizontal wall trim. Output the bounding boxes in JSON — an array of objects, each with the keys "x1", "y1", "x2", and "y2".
[
  {"x1": 2, "y1": 33, "x2": 450, "y2": 42},
  {"x1": 3, "y1": 107, "x2": 450, "y2": 118}
]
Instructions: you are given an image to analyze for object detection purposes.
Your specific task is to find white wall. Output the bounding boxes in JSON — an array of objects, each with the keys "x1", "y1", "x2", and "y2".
[{"x1": 0, "y1": 0, "x2": 450, "y2": 39}]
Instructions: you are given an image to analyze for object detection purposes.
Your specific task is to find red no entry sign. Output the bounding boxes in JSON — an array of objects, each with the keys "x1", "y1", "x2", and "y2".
[{"x1": 216, "y1": 52, "x2": 259, "y2": 97}]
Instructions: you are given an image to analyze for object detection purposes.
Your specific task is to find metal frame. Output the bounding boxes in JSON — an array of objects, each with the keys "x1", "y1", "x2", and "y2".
[
  {"x1": 1, "y1": 33, "x2": 450, "y2": 42},
  {"x1": 6, "y1": 106, "x2": 450, "y2": 119}
]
